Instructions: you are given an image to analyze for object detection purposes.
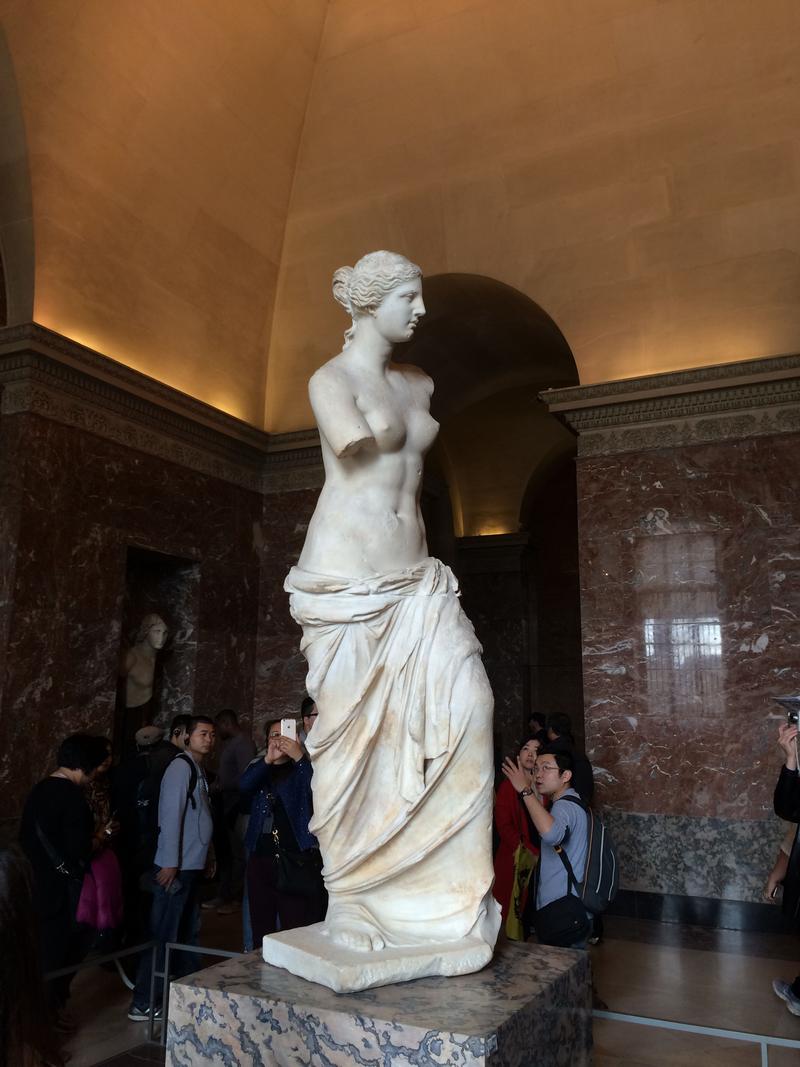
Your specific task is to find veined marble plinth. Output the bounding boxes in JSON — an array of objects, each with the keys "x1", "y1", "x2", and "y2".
[
  {"x1": 262, "y1": 921, "x2": 494, "y2": 992},
  {"x1": 166, "y1": 937, "x2": 591, "y2": 1067}
]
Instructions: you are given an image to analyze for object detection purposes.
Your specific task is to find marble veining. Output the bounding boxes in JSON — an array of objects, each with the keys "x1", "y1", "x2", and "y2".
[
  {"x1": 577, "y1": 432, "x2": 800, "y2": 904},
  {"x1": 167, "y1": 938, "x2": 591, "y2": 1066}
]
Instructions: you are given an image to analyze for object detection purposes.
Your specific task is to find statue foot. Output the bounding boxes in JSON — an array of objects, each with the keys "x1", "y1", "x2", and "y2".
[{"x1": 327, "y1": 917, "x2": 386, "y2": 952}]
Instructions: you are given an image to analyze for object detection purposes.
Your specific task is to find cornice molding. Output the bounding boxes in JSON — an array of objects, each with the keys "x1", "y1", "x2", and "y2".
[
  {"x1": 540, "y1": 353, "x2": 800, "y2": 457},
  {"x1": 0, "y1": 323, "x2": 325, "y2": 492},
  {"x1": 263, "y1": 429, "x2": 324, "y2": 492}
]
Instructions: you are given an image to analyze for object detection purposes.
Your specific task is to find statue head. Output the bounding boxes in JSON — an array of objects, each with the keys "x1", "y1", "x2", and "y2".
[
  {"x1": 332, "y1": 250, "x2": 423, "y2": 347},
  {"x1": 135, "y1": 613, "x2": 169, "y2": 650}
]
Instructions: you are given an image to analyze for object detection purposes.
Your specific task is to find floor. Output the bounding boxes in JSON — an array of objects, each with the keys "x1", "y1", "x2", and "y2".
[{"x1": 64, "y1": 913, "x2": 800, "y2": 1066}]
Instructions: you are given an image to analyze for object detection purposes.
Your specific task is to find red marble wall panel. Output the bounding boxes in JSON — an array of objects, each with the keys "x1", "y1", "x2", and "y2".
[
  {"x1": 578, "y1": 433, "x2": 800, "y2": 822},
  {"x1": 0, "y1": 411, "x2": 263, "y2": 819}
]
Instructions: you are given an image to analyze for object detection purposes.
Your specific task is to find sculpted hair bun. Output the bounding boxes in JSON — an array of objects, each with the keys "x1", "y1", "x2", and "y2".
[{"x1": 331, "y1": 266, "x2": 354, "y2": 314}]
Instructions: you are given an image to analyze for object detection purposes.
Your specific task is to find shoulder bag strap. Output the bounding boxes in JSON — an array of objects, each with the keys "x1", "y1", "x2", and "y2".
[{"x1": 35, "y1": 820, "x2": 75, "y2": 878}]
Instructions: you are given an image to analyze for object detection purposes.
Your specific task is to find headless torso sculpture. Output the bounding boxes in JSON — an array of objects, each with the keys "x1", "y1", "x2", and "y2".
[{"x1": 268, "y1": 251, "x2": 501, "y2": 991}]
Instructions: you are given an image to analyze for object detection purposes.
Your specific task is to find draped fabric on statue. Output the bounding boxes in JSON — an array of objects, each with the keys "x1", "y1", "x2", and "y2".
[{"x1": 285, "y1": 558, "x2": 501, "y2": 949}]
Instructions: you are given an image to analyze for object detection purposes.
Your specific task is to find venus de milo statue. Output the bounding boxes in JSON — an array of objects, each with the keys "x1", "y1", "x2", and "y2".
[{"x1": 265, "y1": 251, "x2": 501, "y2": 992}]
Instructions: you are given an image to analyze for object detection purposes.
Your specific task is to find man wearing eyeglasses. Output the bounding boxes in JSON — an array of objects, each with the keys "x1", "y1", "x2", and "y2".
[{"x1": 502, "y1": 747, "x2": 590, "y2": 947}]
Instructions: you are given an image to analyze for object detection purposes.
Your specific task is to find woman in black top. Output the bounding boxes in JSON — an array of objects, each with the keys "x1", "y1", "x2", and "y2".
[{"x1": 19, "y1": 734, "x2": 108, "y2": 1010}]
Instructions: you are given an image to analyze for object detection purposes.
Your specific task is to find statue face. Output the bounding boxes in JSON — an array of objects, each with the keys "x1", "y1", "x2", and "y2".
[
  {"x1": 147, "y1": 622, "x2": 168, "y2": 650},
  {"x1": 371, "y1": 277, "x2": 425, "y2": 344}
]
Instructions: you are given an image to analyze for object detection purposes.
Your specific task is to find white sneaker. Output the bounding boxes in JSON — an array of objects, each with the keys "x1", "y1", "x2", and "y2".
[
  {"x1": 201, "y1": 896, "x2": 224, "y2": 910},
  {"x1": 772, "y1": 979, "x2": 800, "y2": 1017}
]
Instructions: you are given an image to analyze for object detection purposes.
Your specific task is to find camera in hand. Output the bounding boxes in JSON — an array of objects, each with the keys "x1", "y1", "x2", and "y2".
[{"x1": 774, "y1": 695, "x2": 800, "y2": 726}]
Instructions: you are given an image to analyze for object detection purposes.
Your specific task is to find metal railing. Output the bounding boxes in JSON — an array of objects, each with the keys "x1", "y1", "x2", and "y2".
[
  {"x1": 45, "y1": 937, "x2": 245, "y2": 1046},
  {"x1": 593, "y1": 1009, "x2": 800, "y2": 1067},
  {"x1": 153, "y1": 942, "x2": 244, "y2": 1044}
]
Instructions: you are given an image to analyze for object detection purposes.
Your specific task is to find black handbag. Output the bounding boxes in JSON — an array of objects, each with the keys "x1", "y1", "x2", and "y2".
[
  {"x1": 533, "y1": 842, "x2": 592, "y2": 947},
  {"x1": 533, "y1": 892, "x2": 591, "y2": 947},
  {"x1": 271, "y1": 828, "x2": 323, "y2": 899}
]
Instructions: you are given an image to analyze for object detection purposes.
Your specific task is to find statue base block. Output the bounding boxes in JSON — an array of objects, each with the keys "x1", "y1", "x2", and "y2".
[
  {"x1": 261, "y1": 921, "x2": 494, "y2": 992},
  {"x1": 167, "y1": 937, "x2": 592, "y2": 1066}
]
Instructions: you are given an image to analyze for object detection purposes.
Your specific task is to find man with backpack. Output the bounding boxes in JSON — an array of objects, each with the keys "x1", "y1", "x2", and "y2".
[
  {"x1": 127, "y1": 716, "x2": 216, "y2": 1022},
  {"x1": 503, "y1": 748, "x2": 592, "y2": 948}
]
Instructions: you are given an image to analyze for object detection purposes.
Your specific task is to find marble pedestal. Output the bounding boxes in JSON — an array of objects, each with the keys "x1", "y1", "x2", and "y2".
[{"x1": 166, "y1": 937, "x2": 592, "y2": 1067}]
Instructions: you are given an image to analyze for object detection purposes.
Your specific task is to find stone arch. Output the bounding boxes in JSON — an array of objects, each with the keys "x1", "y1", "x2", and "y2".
[
  {"x1": 402, "y1": 274, "x2": 583, "y2": 754},
  {"x1": 0, "y1": 26, "x2": 34, "y2": 325},
  {"x1": 401, "y1": 272, "x2": 579, "y2": 537}
]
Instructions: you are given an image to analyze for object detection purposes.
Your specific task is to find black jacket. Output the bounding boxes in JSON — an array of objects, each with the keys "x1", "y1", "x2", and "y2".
[{"x1": 774, "y1": 765, "x2": 800, "y2": 924}]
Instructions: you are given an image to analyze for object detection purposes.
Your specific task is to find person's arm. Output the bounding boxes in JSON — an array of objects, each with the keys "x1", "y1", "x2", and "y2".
[
  {"x1": 774, "y1": 724, "x2": 800, "y2": 822},
  {"x1": 502, "y1": 757, "x2": 555, "y2": 837},
  {"x1": 60, "y1": 788, "x2": 94, "y2": 866},
  {"x1": 239, "y1": 756, "x2": 271, "y2": 795},
  {"x1": 155, "y1": 758, "x2": 190, "y2": 886},
  {"x1": 764, "y1": 847, "x2": 790, "y2": 901}
]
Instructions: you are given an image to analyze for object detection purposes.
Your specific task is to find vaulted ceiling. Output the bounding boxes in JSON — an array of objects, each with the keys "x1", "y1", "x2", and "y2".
[{"x1": 2, "y1": 0, "x2": 799, "y2": 461}]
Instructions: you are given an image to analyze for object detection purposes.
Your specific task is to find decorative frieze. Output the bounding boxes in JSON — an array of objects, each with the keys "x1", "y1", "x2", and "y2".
[
  {"x1": 541, "y1": 352, "x2": 800, "y2": 456},
  {"x1": 0, "y1": 323, "x2": 325, "y2": 492}
]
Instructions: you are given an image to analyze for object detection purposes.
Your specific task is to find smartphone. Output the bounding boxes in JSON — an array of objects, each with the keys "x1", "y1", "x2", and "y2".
[{"x1": 280, "y1": 718, "x2": 297, "y2": 742}]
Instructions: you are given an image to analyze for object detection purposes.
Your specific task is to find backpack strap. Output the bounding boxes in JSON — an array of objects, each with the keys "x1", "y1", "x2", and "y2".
[
  {"x1": 553, "y1": 794, "x2": 589, "y2": 897},
  {"x1": 174, "y1": 753, "x2": 199, "y2": 810}
]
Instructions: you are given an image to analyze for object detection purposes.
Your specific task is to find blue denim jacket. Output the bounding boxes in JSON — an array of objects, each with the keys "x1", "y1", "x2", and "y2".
[{"x1": 240, "y1": 755, "x2": 318, "y2": 854}]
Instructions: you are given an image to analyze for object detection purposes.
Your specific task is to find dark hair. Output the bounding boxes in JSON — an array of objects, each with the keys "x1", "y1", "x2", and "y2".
[
  {"x1": 529, "y1": 712, "x2": 546, "y2": 730},
  {"x1": 0, "y1": 846, "x2": 65, "y2": 1066},
  {"x1": 519, "y1": 737, "x2": 540, "y2": 753},
  {"x1": 170, "y1": 714, "x2": 193, "y2": 738},
  {"x1": 263, "y1": 718, "x2": 281, "y2": 737},
  {"x1": 215, "y1": 708, "x2": 238, "y2": 726},
  {"x1": 188, "y1": 716, "x2": 215, "y2": 736},
  {"x1": 539, "y1": 746, "x2": 574, "y2": 776},
  {"x1": 56, "y1": 733, "x2": 109, "y2": 775},
  {"x1": 300, "y1": 696, "x2": 315, "y2": 717},
  {"x1": 546, "y1": 712, "x2": 574, "y2": 740}
]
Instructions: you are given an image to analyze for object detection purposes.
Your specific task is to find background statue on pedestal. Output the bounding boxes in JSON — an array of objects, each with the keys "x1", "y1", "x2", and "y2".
[
  {"x1": 272, "y1": 251, "x2": 501, "y2": 991},
  {"x1": 118, "y1": 614, "x2": 168, "y2": 752}
]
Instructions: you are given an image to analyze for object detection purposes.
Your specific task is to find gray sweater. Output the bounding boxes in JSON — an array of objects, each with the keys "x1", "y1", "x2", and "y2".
[
  {"x1": 536, "y1": 787, "x2": 589, "y2": 910},
  {"x1": 154, "y1": 752, "x2": 213, "y2": 871}
]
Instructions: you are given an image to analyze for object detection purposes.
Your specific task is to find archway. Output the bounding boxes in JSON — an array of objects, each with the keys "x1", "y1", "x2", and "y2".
[{"x1": 402, "y1": 274, "x2": 583, "y2": 761}]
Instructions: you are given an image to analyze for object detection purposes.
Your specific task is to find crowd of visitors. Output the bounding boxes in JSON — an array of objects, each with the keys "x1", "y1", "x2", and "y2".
[
  {"x1": 11, "y1": 699, "x2": 800, "y2": 1044},
  {"x1": 15, "y1": 698, "x2": 324, "y2": 1035}
]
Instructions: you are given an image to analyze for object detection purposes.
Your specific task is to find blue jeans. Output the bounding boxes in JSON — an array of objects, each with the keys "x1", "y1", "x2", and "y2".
[{"x1": 132, "y1": 869, "x2": 202, "y2": 1010}]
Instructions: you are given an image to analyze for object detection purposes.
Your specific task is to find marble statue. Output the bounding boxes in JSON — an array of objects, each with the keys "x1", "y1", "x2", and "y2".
[
  {"x1": 264, "y1": 251, "x2": 501, "y2": 992},
  {"x1": 120, "y1": 613, "x2": 168, "y2": 711}
]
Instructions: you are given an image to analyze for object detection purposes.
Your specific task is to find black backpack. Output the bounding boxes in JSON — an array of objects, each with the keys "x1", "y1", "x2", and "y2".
[{"x1": 556, "y1": 795, "x2": 619, "y2": 914}]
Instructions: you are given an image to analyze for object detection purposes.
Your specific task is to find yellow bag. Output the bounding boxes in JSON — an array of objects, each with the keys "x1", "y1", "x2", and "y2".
[{"x1": 505, "y1": 842, "x2": 537, "y2": 941}]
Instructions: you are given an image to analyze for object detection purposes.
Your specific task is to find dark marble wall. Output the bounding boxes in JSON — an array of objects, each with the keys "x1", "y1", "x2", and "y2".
[
  {"x1": 458, "y1": 536, "x2": 531, "y2": 767},
  {"x1": 578, "y1": 432, "x2": 800, "y2": 901},
  {"x1": 0, "y1": 410, "x2": 263, "y2": 819},
  {"x1": 253, "y1": 487, "x2": 318, "y2": 732}
]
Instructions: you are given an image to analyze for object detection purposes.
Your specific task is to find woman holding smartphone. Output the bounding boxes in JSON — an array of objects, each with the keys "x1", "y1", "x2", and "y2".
[{"x1": 239, "y1": 719, "x2": 326, "y2": 943}]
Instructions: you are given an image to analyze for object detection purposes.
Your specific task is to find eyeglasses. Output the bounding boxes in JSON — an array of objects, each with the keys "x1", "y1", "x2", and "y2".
[
  {"x1": 536, "y1": 763, "x2": 561, "y2": 773},
  {"x1": 306, "y1": 712, "x2": 318, "y2": 719},
  {"x1": 268, "y1": 732, "x2": 282, "y2": 741}
]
